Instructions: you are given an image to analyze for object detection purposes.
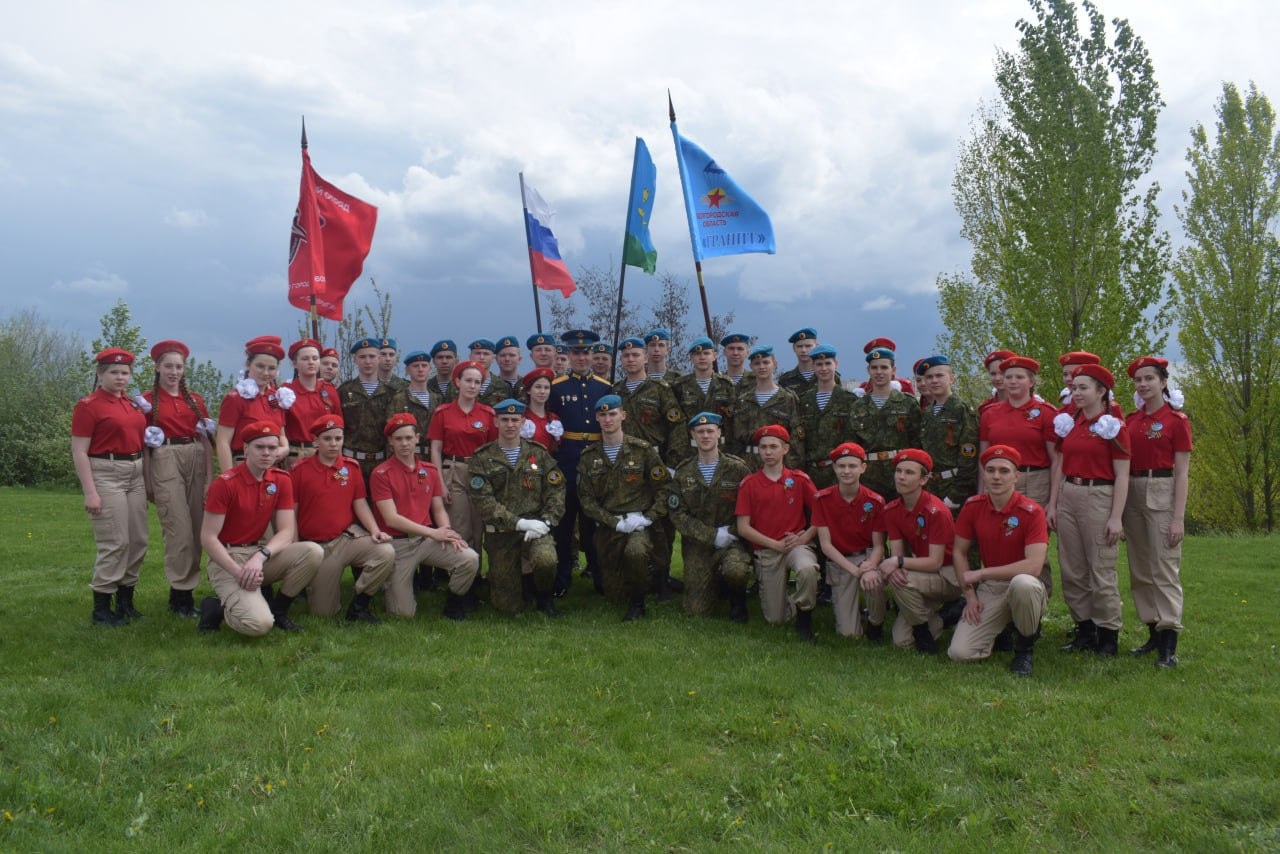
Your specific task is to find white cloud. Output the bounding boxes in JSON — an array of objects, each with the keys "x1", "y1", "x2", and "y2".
[
  {"x1": 862, "y1": 296, "x2": 904, "y2": 312},
  {"x1": 164, "y1": 207, "x2": 214, "y2": 228},
  {"x1": 54, "y1": 271, "x2": 129, "y2": 294}
]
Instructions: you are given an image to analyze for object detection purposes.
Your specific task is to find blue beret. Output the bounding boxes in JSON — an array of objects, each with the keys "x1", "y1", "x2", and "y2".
[
  {"x1": 618, "y1": 337, "x2": 645, "y2": 351},
  {"x1": 810, "y1": 344, "x2": 838, "y2": 360},
  {"x1": 788, "y1": 328, "x2": 818, "y2": 344},
  {"x1": 594, "y1": 394, "x2": 623, "y2": 412},
  {"x1": 866, "y1": 347, "x2": 895, "y2": 363},
  {"x1": 687, "y1": 336, "x2": 716, "y2": 355},
  {"x1": 495, "y1": 336, "x2": 520, "y2": 352},
  {"x1": 403, "y1": 350, "x2": 431, "y2": 366},
  {"x1": 562, "y1": 330, "x2": 599, "y2": 349},
  {"x1": 378, "y1": 338, "x2": 397, "y2": 350},
  {"x1": 468, "y1": 338, "x2": 497, "y2": 352},
  {"x1": 748, "y1": 344, "x2": 774, "y2": 361},
  {"x1": 720, "y1": 332, "x2": 751, "y2": 346},
  {"x1": 527, "y1": 333, "x2": 555, "y2": 349},
  {"x1": 592, "y1": 342, "x2": 613, "y2": 355},
  {"x1": 687, "y1": 411, "x2": 723, "y2": 428},
  {"x1": 554, "y1": 344, "x2": 567, "y2": 354},
  {"x1": 493, "y1": 399, "x2": 526, "y2": 415},
  {"x1": 350, "y1": 337, "x2": 380, "y2": 354},
  {"x1": 644, "y1": 328, "x2": 671, "y2": 343},
  {"x1": 430, "y1": 340, "x2": 456, "y2": 357},
  {"x1": 918, "y1": 354, "x2": 950, "y2": 372}
]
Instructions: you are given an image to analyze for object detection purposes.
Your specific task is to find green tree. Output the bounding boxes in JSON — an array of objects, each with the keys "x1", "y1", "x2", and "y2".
[
  {"x1": 1174, "y1": 81, "x2": 1280, "y2": 532},
  {"x1": 77, "y1": 299, "x2": 149, "y2": 396},
  {"x1": 936, "y1": 0, "x2": 1169, "y2": 395},
  {"x1": 0, "y1": 310, "x2": 85, "y2": 485}
]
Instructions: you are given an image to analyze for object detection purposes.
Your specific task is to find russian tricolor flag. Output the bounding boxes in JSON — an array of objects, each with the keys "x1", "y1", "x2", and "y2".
[{"x1": 521, "y1": 179, "x2": 576, "y2": 297}]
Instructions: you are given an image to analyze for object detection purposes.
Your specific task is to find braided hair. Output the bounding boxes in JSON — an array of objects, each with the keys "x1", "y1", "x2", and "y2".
[{"x1": 151, "y1": 350, "x2": 209, "y2": 429}]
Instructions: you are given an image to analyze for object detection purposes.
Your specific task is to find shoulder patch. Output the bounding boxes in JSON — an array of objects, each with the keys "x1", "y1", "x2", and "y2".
[
  {"x1": 666, "y1": 408, "x2": 682, "y2": 423},
  {"x1": 667, "y1": 493, "x2": 680, "y2": 509},
  {"x1": 650, "y1": 465, "x2": 668, "y2": 481},
  {"x1": 546, "y1": 469, "x2": 564, "y2": 485},
  {"x1": 470, "y1": 475, "x2": 485, "y2": 490},
  {"x1": 960, "y1": 443, "x2": 977, "y2": 458}
]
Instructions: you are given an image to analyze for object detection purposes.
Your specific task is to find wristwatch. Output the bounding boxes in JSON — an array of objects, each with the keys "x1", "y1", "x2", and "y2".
[
  {"x1": 896, "y1": 555, "x2": 904, "y2": 570},
  {"x1": 258, "y1": 546, "x2": 272, "y2": 559}
]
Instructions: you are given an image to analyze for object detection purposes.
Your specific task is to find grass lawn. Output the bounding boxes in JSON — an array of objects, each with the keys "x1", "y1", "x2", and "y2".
[{"x1": 1, "y1": 486, "x2": 1277, "y2": 851}]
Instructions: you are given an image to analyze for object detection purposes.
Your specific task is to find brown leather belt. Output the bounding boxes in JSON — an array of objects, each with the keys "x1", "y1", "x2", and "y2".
[{"x1": 561, "y1": 432, "x2": 601, "y2": 441}]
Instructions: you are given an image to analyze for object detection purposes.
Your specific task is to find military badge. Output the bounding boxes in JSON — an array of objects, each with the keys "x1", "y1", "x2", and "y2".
[
  {"x1": 961, "y1": 443, "x2": 977, "y2": 458},
  {"x1": 470, "y1": 475, "x2": 485, "y2": 490},
  {"x1": 666, "y1": 408, "x2": 682, "y2": 423},
  {"x1": 650, "y1": 466, "x2": 667, "y2": 481},
  {"x1": 546, "y1": 470, "x2": 564, "y2": 485},
  {"x1": 266, "y1": 483, "x2": 278, "y2": 495},
  {"x1": 667, "y1": 494, "x2": 680, "y2": 509}
]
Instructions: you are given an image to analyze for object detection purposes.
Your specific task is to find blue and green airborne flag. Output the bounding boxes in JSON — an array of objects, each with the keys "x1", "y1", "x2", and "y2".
[
  {"x1": 670, "y1": 121, "x2": 775, "y2": 261},
  {"x1": 622, "y1": 137, "x2": 658, "y2": 274}
]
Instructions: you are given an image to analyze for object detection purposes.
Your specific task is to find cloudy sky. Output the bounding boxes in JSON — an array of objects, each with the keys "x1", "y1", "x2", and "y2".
[{"x1": 4, "y1": 0, "x2": 1278, "y2": 378}]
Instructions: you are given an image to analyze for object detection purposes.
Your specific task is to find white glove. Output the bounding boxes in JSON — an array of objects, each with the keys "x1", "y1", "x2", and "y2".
[
  {"x1": 546, "y1": 420, "x2": 564, "y2": 439},
  {"x1": 1168, "y1": 387, "x2": 1185, "y2": 410},
  {"x1": 133, "y1": 394, "x2": 152, "y2": 413},
  {"x1": 520, "y1": 419, "x2": 537, "y2": 439},
  {"x1": 713, "y1": 526, "x2": 737, "y2": 548},
  {"x1": 143, "y1": 426, "x2": 165, "y2": 448},
  {"x1": 197, "y1": 417, "x2": 218, "y2": 437},
  {"x1": 615, "y1": 517, "x2": 634, "y2": 533},
  {"x1": 516, "y1": 518, "x2": 550, "y2": 541},
  {"x1": 627, "y1": 512, "x2": 652, "y2": 531},
  {"x1": 1053, "y1": 412, "x2": 1076, "y2": 438},
  {"x1": 274, "y1": 386, "x2": 296, "y2": 409},
  {"x1": 943, "y1": 496, "x2": 961, "y2": 511},
  {"x1": 234, "y1": 377, "x2": 260, "y2": 399},
  {"x1": 1133, "y1": 390, "x2": 1144, "y2": 410},
  {"x1": 1092, "y1": 414, "x2": 1123, "y2": 440}
]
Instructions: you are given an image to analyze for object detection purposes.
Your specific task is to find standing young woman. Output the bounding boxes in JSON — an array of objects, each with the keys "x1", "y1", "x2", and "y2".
[
  {"x1": 1048, "y1": 363, "x2": 1131, "y2": 656},
  {"x1": 1122, "y1": 356, "x2": 1190, "y2": 668},
  {"x1": 215, "y1": 336, "x2": 293, "y2": 472},
  {"x1": 520, "y1": 367, "x2": 564, "y2": 453},
  {"x1": 427, "y1": 361, "x2": 498, "y2": 549},
  {"x1": 282, "y1": 338, "x2": 339, "y2": 468},
  {"x1": 71, "y1": 348, "x2": 149, "y2": 626},
  {"x1": 143, "y1": 340, "x2": 214, "y2": 618}
]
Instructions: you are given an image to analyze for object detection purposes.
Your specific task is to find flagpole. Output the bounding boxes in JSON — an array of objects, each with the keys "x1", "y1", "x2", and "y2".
[
  {"x1": 518, "y1": 172, "x2": 544, "y2": 334},
  {"x1": 301, "y1": 116, "x2": 322, "y2": 342},
  {"x1": 611, "y1": 138, "x2": 648, "y2": 384},
  {"x1": 669, "y1": 92, "x2": 715, "y2": 339}
]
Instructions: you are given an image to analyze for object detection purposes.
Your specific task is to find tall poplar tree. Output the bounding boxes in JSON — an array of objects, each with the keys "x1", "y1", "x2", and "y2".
[
  {"x1": 1175, "y1": 82, "x2": 1280, "y2": 532},
  {"x1": 936, "y1": 0, "x2": 1169, "y2": 390}
]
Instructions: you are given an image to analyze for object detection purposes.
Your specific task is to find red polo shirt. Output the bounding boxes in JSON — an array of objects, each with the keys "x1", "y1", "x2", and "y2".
[
  {"x1": 883, "y1": 489, "x2": 955, "y2": 565},
  {"x1": 1057, "y1": 412, "x2": 1132, "y2": 479},
  {"x1": 427, "y1": 402, "x2": 498, "y2": 457},
  {"x1": 205, "y1": 464, "x2": 293, "y2": 545},
  {"x1": 369, "y1": 456, "x2": 446, "y2": 536},
  {"x1": 811, "y1": 484, "x2": 886, "y2": 554},
  {"x1": 217, "y1": 387, "x2": 287, "y2": 452},
  {"x1": 142, "y1": 388, "x2": 209, "y2": 440},
  {"x1": 290, "y1": 454, "x2": 365, "y2": 542},
  {"x1": 734, "y1": 467, "x2": 816, "y2": 549},
  {"x1": 979, "y1": 399, "x2": 1059, "y2": 468},
  {"x1": 956, "y1": 490, "x2": 1049, "y2": 568},
  {"x1": 1125, "y1": 405, "x2": 1192, "y2": 470},
  {"x1": 283, "y1": 379, "x2": 340, "y2": 442},
  {"x1": 72, "y1": 388, "x2": 147, "y2": 454}
]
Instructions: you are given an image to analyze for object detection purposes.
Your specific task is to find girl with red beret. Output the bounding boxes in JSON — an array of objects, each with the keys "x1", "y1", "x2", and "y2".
[
  {"x1": 520, "y1": 367, "x2": 564, "y2": 453},
  {"x1": 215, "y1": 336, "x2": 292, "y2": 471},
  {"x1": 282, "y1": 338, "x2": 340, "y2": 468}
]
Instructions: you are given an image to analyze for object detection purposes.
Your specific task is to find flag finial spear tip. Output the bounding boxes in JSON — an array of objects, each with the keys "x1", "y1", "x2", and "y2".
[
  {"x1": 301, "y1": 116, "x2": 308, "y2": 150},
  {"x1": 667, "y1": 90, "x2": 676, "y2": 123}
]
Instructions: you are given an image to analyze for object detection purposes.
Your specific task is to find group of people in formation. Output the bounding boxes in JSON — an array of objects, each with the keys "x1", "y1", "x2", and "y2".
[{"x1": 71, "y1": 324, "x2": 1190, "y2": 676}]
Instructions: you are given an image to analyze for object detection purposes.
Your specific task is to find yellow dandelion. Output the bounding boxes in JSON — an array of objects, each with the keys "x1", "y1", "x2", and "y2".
[
  {"x1": 46, "y1": 807, "x2": 55, "y2": 815},
  {"x1": 197, "y1": 798, "x2": 204, "y2": 808},
  {"x1": 264, "y1": 783, "x2": 272, "y2": 793},
  {"x1": 186, "y1": 784, "x2": 193, "y2": 791},
  {"x1": 687, "y1": 690, "x2": 697, "y2": 697},
  {"x1": 3, "y1": 811, "x2": 12, "y2": 822}
]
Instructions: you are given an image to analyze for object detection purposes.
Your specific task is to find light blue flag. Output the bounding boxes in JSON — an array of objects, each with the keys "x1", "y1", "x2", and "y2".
[
  {"x1": 670, "y1": 121, "x2": 776, "y2": 261},
  {"x1": 623, "y1": 138, "x2": 658, "y2": 274}
]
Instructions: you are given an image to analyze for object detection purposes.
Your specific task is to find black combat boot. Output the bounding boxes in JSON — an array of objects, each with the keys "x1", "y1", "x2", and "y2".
[
  {"x1": 652, "y1": 567, "x2": 674, "y2": 602},
  {"x1": 1094, "y1": 626, "x2": 1119, "y2": 657},
  {"x1": 115, "y1": 585, "x2": 144, "y2": 621},
  {"x1": 938, "y1": 597, "x2": 966, "y2": 628},
  {"x1": 795, "y1": 608, "x2": 815, "y2": 642},
  {"x1": 345, "y1": 592, "x2": 380, "y2": 624},
  {"x1": 536, "y1": 590, "x2": 561, "y2": 618},
  {"x1": 1060, "y1": 620, "x2": 1097, "y2": 652},
  {"x1": 197, "y1": 597, "x2": 224, "y2": 633},
  {"x1": 864, "y1": 621, "x2": 884, "y2": 643},
  {"x1": 623, "y1": 595, "x2": 646, "y2": 622},
  {"x1": 443, "y1": 592, "x2": 468, "y2": 621},
  {"x1": 992, "y1": 622, "x2": 1015, "y2": 652},
  {"x1": 270, "y1": 593, "x2": 304, "y2": 632},
  {"x1": 1010, "y1": 626, "x2": 1040, "y2": 677},
  {"x1": 912, "y1": 622, "x2": 938, "y2": 654},
  {"x1": 169, "y1": 588, "x2": 197, "y2": 618},
  {"x1": 93, "y1": 592, "x2": 125, "y2": 627},
  {"x1": 1155, "y1": 629, "x2": 1179, "y2": 669},
  {"x1": 1130, "y1": 623, "x2": 1158, "y2": 655},
  {"x1": 729, "y1": 591, "x2": 749, "y2": 624}
]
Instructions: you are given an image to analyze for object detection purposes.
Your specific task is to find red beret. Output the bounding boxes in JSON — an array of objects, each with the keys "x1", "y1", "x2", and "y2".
[
  {"x1": 829, "y1": 442, "x2": 866, "y2": 462},
  {"x1": 321, "y1": 347, "x2": 340, "y2": 360},
  {"x1": 452, "y1": 360, "x2": 485, "y2": 383},
  {"x1": 863, "y1": 337, "x2": 896, "y2": 354},
  {"x1": 893, "y1": 448, "x2": 933, "y2": 473},
  {"x1": 237, "y1": 420, "x2": 280, "y2": 447},
  {"x1": 752, "y1": 424, "x2": 790, "y2": 444},
  {"x1": 95, "y1": 347, "x2": 136, "y2": 366},
  {"x1": 1058, "y1": 351, "x2": 1100, "y2": 367},
  {"x1": 149, "y1": 340, "x2": 189, "y2": 362},
  {"x1": 310, "y1": 415, "x2": 344, "y2": 436},
  {"x1": 981, "y1": 444, "x2": 1022, "y2": 468},
  {"x1": 984, "y1": 349, "x2": 1017, "y2": 368},
  {"x1": 383, "y1": 412, "x2": 419, "y2": 437},
  {"x1": 1071, "y1": 363, "x2": 1115, "y2": 390},
  {"x1": 245, "y1": 336, "x2": 285, "y2": 361},
  {"x1": 1127, "y1": 355, "x2": 1168, "y2": 378},
  {"x1": 289, "y1": 338, "x2": 323, "y2": 360},
  {"x1": 522, "y1": 367, "x2": 556, "y2": 387},
  {"x1": 1000, "y1": 356, "x2": 1040, "y2": 374}
]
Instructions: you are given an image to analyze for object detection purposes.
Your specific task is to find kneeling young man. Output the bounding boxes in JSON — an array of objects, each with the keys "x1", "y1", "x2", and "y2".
[
  {"x1": 868, "y1": 449, "x2": 959, "y2": 653},
  {"x1": 469, "y1": 399, "x2": 566, "y2": 616},
  {"x1": 735, "y1": 425, "x2": 820, "y2": 640},
  {"x1": 949, "y1": 445, "x2": 1049, "y2": 676},
  {"x1": 290, "y1": 415, "x2": 395, "y2": 623},
  {"x1": 813, "y1": 443, "x2": 886, "y2": 639},
  {"x1": 199, "y1": 421, "x2": 324, "y2": 636},
  {"x1": 370, "y1": 413, "x2": 479, "y2": 620}
]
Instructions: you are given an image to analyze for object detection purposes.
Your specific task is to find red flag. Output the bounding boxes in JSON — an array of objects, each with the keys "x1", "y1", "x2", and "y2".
[{"x1": 288, "y1": 149, "x2": 378, "y2": 321}]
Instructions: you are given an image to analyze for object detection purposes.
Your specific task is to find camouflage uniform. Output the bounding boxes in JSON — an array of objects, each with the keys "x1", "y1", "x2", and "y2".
[
  {"x1": 576, "y1": 435, "x2": 670, "y2": 605},
  {"x1": 848, "y1": 389, "x2": 923, "y2": 501},
  {"x1": 337, "y1": 379, "x2": 395, "y2": 481},
  {"x1": 669, "y1": 373, "x2": 737, "y2": 466},
  {"x1": 490, "y1": 376, "x2": 527, "y2": 405},
  {"x1": 469, "y1": 439, "x2": 566, "y2": 613},
  {"x1": 921, "y1": 395, "x2": 979, "y2": 510},
  {"x1": 797, "y1": 385, "x2": 860, "y2": 490},
  {"x1": 381, "y1": 375, "x2": 409, "y2": 392},
  {"x1": 777, "y1": 366, "x2": 816, "y2": 396},
  {"x1": 661, "y1": 452, "x2": 753, "y2": 616},
  {"x1": 388, "y1": 385, "x2": 444, "y2": 460},
  {"x1": 730, "y1": 385, "x2": 804, "y2": 471},
  {"x1": 613, "y1": 377, "x2": 685, "y2": 463}
]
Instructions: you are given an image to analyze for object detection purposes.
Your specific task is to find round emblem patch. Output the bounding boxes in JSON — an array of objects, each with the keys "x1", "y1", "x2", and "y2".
[
  {"x1": 666, "y1": 408, "x2": 682, "y2": 423},
  {"x1": 546, "y1": 470, "x2": 564, "y2": 485},
  {"x1": 667, "y1": 493, "x2": 680, "y2": 509},
  {"x1": 650, "y1": 466, "x2": 667, "y2": 481},
  {"x1": 470, "y1": 476, "x2": 485, "y2": 489},
  {"x1": 961, "y1": 443, "x2": 977, "y2": 458}
]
